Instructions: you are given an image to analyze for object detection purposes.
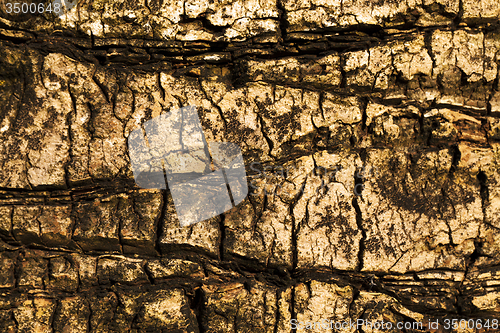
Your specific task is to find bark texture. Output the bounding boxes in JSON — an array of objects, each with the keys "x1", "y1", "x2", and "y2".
[{"x1": 1, "y1": 0, "x2": 500, "y2": 331}]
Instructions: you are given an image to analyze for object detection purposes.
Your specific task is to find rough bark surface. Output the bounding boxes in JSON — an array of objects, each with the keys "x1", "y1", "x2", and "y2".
[{"x1": 1, "y1": 0, "x2": 500, "y2": 331}]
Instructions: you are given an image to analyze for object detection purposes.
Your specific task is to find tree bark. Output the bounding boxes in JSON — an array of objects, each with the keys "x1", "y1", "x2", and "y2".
[{"x1": 1, "y1": 0, "x2": 500, "y2": 331}]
